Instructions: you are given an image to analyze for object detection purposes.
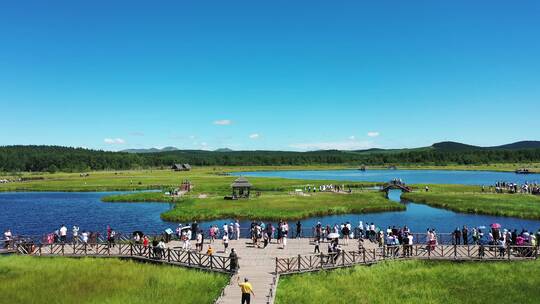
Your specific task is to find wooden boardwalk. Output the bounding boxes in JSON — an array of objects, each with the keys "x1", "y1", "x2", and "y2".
[
  {"x1": 211, "y1": 238, "x2": 364, "y2": 304},
  {"x1": 11, "y1": 238, "x2": 538, "y2": 304},
  {"x1": 14, "y1": 242, "x2": 233, "y2": 273},
  {"x1": 275, "y1": 243, "x2": 538, "y2": 275}
]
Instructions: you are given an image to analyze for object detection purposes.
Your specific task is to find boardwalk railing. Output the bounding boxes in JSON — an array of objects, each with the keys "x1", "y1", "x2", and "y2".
[
  {"x1": 275, "y1": 244, "x2": 538, "y2": 274},
  {"x1": 15, "y1": 243, "x2": 233, "y2": 274},
  {"x1": 16, "y1": 229, "x2": 497, "y2": 246}
]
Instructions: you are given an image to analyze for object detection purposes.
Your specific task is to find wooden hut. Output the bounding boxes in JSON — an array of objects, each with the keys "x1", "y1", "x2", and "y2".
[
  {"x1": 171, "y1": 163, "x2": 192, "y2": 171},
  {"x1": 231, "y1": 177, "x2": 252, "y2": 199}
]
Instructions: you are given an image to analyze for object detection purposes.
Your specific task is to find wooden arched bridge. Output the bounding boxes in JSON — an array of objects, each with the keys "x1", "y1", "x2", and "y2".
[{"x1": 381, "y1": 180, "x2": 412, "y2": 193}]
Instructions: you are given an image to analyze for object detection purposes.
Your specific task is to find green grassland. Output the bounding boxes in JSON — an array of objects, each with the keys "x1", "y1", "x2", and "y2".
[
  {"x1": 0, "y1": 256, "x2": 228, "y2": 304},
  {"x1": 0, "y1": 166, "x2": 378, "y2": 192},
  {"x1": 159, "y1": 192, "x2": 404, "y2": 222},
  {"x1": 96, "y1": 169, "x2": 401, "y2": 221},
  {"x1": 403, "y1": 184, "x2": 540, "y2": 219},
  {"x1": 276, "y1": 260, "x2": 540, "y2": 304},
  {"x1": 1, "y1": 163, "x2": 539, "y2": 193}
]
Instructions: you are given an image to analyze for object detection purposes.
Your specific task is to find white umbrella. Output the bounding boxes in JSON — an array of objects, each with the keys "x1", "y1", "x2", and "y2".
[{"x1": 327, "y1": 233, "x2": 340, "y2": 239}]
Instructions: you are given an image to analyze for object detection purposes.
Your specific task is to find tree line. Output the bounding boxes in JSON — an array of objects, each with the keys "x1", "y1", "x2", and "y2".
[{"x1": 1, "y1": 145, "x2": 540, "y2": 173}]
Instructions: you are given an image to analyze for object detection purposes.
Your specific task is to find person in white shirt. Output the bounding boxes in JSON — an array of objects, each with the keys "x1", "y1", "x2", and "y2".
[
  {"x1": 81, "y1": 231, "x2": 89, "y2": 244},
  {"x1": 156, "y1": 239, "x2": 166, "y2": 258},
  {"x1": 234, "y1": 220, "x2": 241, "y2": 240},
  {"x1": 59, "y1": 225, "x2": 68, "y2": 243},
  {"x1": 223, "y1": 223, "x2": 228, "y2": 236},
  {"x1": 4, "y1": 229, "x2": 12, "y2": 249},
  {"x1": 223, "y1": 233, "x2": 229, "y2": 254},
  {"x1": 196, "y1": 232, "x2": 203, "y2": 252},
  {"x1": 405, "y1": 233, "x2": 414, "y2": 256},
  {"x1": 182, "y1": 231, "x2": 191, "y2": 250},
  {"x1": 72, "y1": 226, "x2": 79, "y2": 243},
  {"x1": 281, "y1": 222, "x2": 288, "y2": 249}
]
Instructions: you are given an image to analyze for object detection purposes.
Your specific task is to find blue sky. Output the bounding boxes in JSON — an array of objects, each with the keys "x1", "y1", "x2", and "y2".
[{"x1": 1, "y1": 1, "x2": 539, "y2": 151}]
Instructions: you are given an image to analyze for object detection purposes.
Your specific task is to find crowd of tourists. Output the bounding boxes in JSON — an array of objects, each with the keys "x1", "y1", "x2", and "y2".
[
  {"x1": 41, "y1": 224, "x2": 118, "y2": 246},
  {"x1": 6, "y1": 219, "x2": 540, "y2": 259},
  {"x1": 485, "y1": 181, "x2": 540, "y2": 195},
  {"x1": 304, "y1": 184, "x2": 351, "y2": 193}
]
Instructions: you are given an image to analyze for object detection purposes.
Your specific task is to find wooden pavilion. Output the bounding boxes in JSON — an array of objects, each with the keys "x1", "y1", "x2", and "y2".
[{"x1": 231, "y1": 177, "x2": 252, "y2": 199}]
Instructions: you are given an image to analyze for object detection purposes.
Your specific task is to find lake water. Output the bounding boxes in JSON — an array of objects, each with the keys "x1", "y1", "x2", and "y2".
[
  {"x1": 0, "y1": 192, "x2": 176, "y2": 236},
  {"x1": 234, "y1": 169, "x2": 540, "y2": 185},
  {"x1": 198, "y1": 190, "x2": 540, "y2": 236},
  {"x1": 2, "y1": 169, "x2": 540, "y2": 238}
]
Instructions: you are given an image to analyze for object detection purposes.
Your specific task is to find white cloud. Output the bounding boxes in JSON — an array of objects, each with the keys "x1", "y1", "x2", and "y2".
[
  {"x1": 289, "y1": 140, "x2": 375, "y2": 151},
  {"x1": 249, "y1": 133, "x2": 260, "y2": 139},
  {"x1": 104, "y1": 138, "x2": 126, "y2": 145},
  {"x1": 214, "y1": 119, "x2": 232, "y2": 125},
  {"x1": 367, "y1": 131, "x2": 380, "y2": 137}
]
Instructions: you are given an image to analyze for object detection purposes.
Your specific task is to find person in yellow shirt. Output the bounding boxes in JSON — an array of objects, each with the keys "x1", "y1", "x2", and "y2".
[
  {"x1": 206, "y1": 245, "x2": 214, "y2": 256},
  {"x1": 238, "y1": 277, "x2": 255, "y2": 304}
]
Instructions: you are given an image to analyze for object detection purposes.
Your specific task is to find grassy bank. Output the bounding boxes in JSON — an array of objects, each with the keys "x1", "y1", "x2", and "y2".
[
  {"x1": 276, "y1": 260, "x2": 540, "y2": 304},
  {"x1": 159, "y1": 192, "x2": 404, "y2": 222},
  {"x1": 403, "y1": 191, "x2": 540, "y2": 219},
  {"x1": 0, "y1": 167, "x2": 379, "y2": 192},
  {"x1": 0, "y1": 256, "x2": 228, "y2": 304},
  {"x1": 1, "y1": 163, "x2": 539, "y2": 192}
]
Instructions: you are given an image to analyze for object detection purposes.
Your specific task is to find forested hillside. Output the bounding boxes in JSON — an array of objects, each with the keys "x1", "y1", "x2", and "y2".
[{"x1": 1, "y1": 144, "x2": 540, "y2": 172}]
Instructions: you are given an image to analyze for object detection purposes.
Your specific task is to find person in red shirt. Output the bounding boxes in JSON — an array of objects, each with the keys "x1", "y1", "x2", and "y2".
[{"x1": 143, "y1": 235, "x2": 149, "y2": 254}]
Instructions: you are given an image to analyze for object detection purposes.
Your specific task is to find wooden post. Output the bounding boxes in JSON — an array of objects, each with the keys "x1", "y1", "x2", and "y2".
[
  {"x1": 275, "y1": 257, "x2": 278, "y2": 274},
  {"x1": 362, "y1": 249, "x2": 366, "y2": 264},
  {"x1": 167, "y1": 248, "x2": 171, "y2": 262}
]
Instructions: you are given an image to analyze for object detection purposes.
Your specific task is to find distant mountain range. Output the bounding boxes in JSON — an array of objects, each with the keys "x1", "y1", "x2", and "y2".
[
  {"x1": 121, "y1": 146, "x2": 179, "y2": 153},
  {"x1": 430, "y1": 141, "x2": 540, "y2": 151},
  {"x1": 121, "y1": 141, "x2": 540, "y2": 154},
  {"x1": 122, "y1": 147, "x2": 236, "y2": 153},
  {"x1": 214, "y1": 148, "x2": 234, "y2": 152}
]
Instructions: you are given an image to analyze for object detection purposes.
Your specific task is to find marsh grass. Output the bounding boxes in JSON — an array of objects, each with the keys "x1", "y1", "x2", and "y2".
[
  {"x1": 160, "y1": 192, "x2": 404, "y2": 222},
  {"x1": 403, "y1": 184, "x2": 540, "y2": 219},
  {"x1": 0, "y1": 256, "x2": 228, "y2": 304},
  {"x1": 276, "y1": 260, "x2": 540, "y2": 304}
]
